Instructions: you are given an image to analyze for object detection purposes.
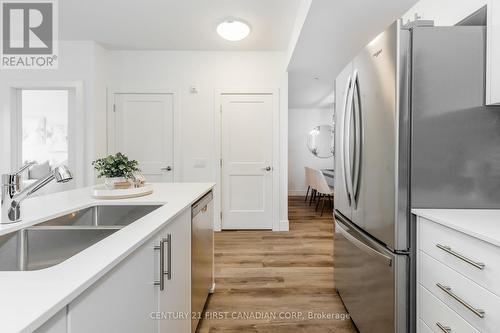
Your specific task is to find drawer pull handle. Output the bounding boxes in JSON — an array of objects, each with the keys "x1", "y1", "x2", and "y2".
[
  {"x1": 436, "y1": 283, "x2": 485, "y2": 318},
  {"x1": 436, "y1": 322, "x2": 451, "y2": 332},
  {"x1": 436, "y1": 244, "x2": 485, "y2": 270}
]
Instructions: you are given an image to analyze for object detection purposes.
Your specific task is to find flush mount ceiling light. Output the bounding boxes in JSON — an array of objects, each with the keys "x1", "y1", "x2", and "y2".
[{"x1": 217, "y1": 19, "x2": 251, "y2": 41}]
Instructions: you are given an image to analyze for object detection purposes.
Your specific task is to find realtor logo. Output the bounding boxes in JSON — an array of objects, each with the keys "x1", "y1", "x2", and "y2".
[{"x1": 1, "y1": 0, "x2": 58, "y2": 69}]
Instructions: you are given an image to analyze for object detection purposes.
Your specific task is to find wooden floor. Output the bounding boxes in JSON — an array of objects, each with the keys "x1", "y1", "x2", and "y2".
[{"x1": 196, "y1": 196, "x2": 358, "y2": 333}]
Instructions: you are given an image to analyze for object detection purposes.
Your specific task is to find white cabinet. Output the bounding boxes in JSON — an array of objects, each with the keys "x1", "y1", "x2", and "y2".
[
  {"x1": 416, "y1": 214, "x2": 500, "y2": 333},
  {"x1": 487, "y1": 0, "x2": 500, "y2": 105},
  {"x1": 68, "y1": 235, "x2": 157, "y2": 333},
  {"x1": 34, "y1": 308, "x2": 67, "y2": 333},
  {"x1": 156, "y1": 208, "x2": 191, "y2": 333},
  {"x1": 67, "y1": 208, "x2": 192, "y2": 333}
]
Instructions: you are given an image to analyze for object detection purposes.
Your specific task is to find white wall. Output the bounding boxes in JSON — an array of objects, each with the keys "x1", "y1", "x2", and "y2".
[
  {"x1": 0, "y1": 46, "x2": 289, "y2": 230},
  {"x1": 108, "y1": 50, "x2": 289, "y2": 230},
  {"x1": 288, "y1": 107, "x2": 334, "y2": 196},
  {"x1": 403, "y1": 0, "x2": 488, "y2": 25},
  {"x1": 0, "y1": 41, "x2": 107, "y2": 187}
]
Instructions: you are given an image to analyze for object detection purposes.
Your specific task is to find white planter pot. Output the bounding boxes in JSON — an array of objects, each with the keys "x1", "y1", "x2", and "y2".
[{"x1": 104, "y1": 177, "x2": 127, "y2": 190}]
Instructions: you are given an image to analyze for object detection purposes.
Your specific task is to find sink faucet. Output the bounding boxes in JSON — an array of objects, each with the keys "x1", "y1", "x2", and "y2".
[{"x1": 1, "y1": 165, "x2": 73, "y2": 224}]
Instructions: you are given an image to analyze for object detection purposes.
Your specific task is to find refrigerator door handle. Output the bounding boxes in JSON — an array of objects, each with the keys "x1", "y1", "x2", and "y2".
[
  {"x1": 344, "y1": 75, "x2": 355, "y2": 206},
  {"x1": 351, "y1": 69, "x2": 362, "y2": 208},
  {"x1": 336, "y1": 219, "x2": 393, "y2": 267},
  {"x1": 341, "y1": 74, "x2": 353, "y2": 206}
]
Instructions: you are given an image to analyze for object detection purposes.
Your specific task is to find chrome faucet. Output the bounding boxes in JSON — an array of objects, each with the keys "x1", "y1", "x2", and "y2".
[{"x1": 1, "y1": 164, "x2": 73, "y2": 224}]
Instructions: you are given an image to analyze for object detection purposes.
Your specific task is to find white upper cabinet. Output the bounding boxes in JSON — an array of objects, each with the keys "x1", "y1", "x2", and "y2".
[{"x1": 487, "y1": 0, "x2": 500, "y2": 105}]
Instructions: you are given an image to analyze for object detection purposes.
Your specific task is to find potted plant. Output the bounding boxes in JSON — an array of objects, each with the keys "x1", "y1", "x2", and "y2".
[{"x1": 92, "y1": 152, "x2": 140, "y2": 189}]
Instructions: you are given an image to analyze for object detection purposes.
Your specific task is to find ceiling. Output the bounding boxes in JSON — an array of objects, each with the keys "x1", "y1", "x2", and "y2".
[
  {"x1": 288, "y1": 0, "x2": 418, "y2": 109},
  {"x1": 59, "y1": 0, "x2": 301, "y2": 50}
]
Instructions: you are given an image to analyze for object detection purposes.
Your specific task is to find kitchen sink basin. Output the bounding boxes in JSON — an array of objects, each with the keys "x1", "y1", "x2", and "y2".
[
  {"x1": 0, "y1": 204, "x2": 162, "y2": 271},
  {"x1": 35, "y1": 205, "x2": 163, "y2": 227}
]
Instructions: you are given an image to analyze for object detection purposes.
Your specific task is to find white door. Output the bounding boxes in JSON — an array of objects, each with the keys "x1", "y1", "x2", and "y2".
[
  {"x1": 113, "y1": 94, "x2": 174, "y2": 182},
  {"x1": 221, "y1": 94, "x2": 274, "y2": 229}
]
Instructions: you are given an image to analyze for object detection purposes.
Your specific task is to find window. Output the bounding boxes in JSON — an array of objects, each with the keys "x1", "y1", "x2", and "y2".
[{"x1": 20, "y1": 89, "x2": 69, "y2": 168}]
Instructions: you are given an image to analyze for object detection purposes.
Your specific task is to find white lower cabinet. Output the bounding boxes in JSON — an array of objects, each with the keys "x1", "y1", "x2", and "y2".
[
  {"x1": 66, "y1": 208, "x2": 192, "y2": 333},
  {"x1": 67, "y1": 233, "x2": 157, "y2": 333},
  {"x1": 34, "y1": 307, "x2": 67, "y2": 333},
  {"x1": 416, "y1": 215, "x2": 500, "y2": 333},
  {"x1": 156, "y1": 208, "x2": 191, "y2": 333},
  {"x1": 417, "y1": 319, "x2": 433, "y2": 333}
]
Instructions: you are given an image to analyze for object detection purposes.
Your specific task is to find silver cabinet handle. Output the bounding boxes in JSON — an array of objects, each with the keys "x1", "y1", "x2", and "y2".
[
  {"x1": 154, "y1": 237, "x2": 167, "y2": 290},
  {"x1": 166, "y1": 234, "x2": 172, "y2": 280},
  {"x1": 263, "y1": 166, "x2": 272, "y2": 171},
  {"x1": 154, "y1": 234, "x2": 172, "y2": 290},
  {"x1": 161, "y1": 166, "x2": 172, "y2": 171},
  {"x1": 436, "y1": 283, "x2": 485, "y2": 318},
  {"x1": 436, "y1": 244, "x2": 485, "y2": 270},
  {"x1": 436, "y1": 322, "x2": 451, "y2": 333}
]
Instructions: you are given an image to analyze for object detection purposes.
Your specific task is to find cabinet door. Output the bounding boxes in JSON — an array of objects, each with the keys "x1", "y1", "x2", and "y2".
[
  {"x1": 156, "y1": 209, "x2": 191, "y2": 333},
  {"x1": 487, "y1": 0, "x2": 500, "y2": 105},
  {"x1": 68, "y1": 239, "x2": 156, "y2": 333}
]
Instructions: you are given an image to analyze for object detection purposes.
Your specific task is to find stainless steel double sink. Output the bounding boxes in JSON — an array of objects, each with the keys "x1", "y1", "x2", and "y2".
[{"x1": 0, "y1": 205, "x2": 162, "y2": 271}]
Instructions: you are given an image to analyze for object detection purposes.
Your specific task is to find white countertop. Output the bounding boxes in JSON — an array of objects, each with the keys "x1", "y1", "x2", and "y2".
[
  {"x1": 0, "y1": 183, "x2": 214, "y2": 333},
  {"x1": 412, "y1": 209, "x2": 500, "y2": 247}
]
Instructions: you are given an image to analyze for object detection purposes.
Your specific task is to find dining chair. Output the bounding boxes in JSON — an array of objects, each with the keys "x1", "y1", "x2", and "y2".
[
  {"x1": 313, "y1": 169, "x2": 334, "y2": 216},
  {"x1": 305, "y1": 167, "x2": 318, "y2": 206}
]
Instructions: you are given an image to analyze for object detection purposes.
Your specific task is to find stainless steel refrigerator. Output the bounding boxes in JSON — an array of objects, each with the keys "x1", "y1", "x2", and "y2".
[{"x1": 334, "y1": 18, "x2": 500, "y2": 333}]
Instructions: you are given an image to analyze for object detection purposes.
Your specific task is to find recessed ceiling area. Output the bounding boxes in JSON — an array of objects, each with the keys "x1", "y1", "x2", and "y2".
[
  {"x1": 288, "y1": 0, "x2": 418, "y2": 109},
  {"x1": 59, "y1": 0, "x2": 301, "y2": 50}
]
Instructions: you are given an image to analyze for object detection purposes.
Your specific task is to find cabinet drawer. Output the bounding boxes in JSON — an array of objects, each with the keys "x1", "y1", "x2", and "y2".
[
  {"x1": 419, "y1": 217, "x2": 500, "y2": 296},
  {"x1": 419, "y1": 251, "x2": 500, "y2": 332},
  {"x1": 419, "y1": 285, "x2": 479, "y2": 333},
  {"x1": 418, "y1": 319, "x2": 433, "y2": 333}
]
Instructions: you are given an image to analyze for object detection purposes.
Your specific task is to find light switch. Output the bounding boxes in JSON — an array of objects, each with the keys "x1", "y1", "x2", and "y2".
[{"x1": 193, "y1": 159, "x2": 207, "y2": 168}]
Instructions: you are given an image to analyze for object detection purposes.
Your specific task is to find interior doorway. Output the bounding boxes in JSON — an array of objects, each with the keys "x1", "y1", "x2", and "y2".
[{"x1": 219, "y1": 93, "x2": 276, "y2": 230}]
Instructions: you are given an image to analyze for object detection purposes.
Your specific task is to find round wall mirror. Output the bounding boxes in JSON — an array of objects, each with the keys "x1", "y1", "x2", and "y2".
[{"x1": 307, "y1": 125, "x2": 334, "y2": 158}]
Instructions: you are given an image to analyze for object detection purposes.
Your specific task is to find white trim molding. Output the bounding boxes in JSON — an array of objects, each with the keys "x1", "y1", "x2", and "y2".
[
  {"x1": 9, "y1": 81, "x2": 84, "y2": 188},
  {"x1": 279, "y1": 219, "x2": 290, "y2": 231}
]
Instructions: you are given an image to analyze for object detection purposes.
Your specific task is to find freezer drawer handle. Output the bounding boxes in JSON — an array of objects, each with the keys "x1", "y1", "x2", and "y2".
[
  {"x1": 436, "y1": 283, "x2": 485, "y2": 318},
  {"x1": 436, "y1": 322, "x2": 451, "y2": 333},
  {"x1": 337, "y1": 222, "x2": 392, "y2": 266},
  {"x1": 436, "y1": 244, "x2": 485, "y2": 270}
]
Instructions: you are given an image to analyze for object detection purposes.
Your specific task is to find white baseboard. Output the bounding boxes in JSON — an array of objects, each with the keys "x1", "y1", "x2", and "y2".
[
  {"x1": 288, "y1": 189, "x2": 307, "y2": 196},
  {"x1": 277, "y1": 219, "x2": 289, "y2": 231}
]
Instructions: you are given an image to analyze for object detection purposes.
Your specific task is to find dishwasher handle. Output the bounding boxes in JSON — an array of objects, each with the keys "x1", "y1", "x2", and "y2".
[{"x1": 192, "y1": 191, "x2": 213, "y2": 217}]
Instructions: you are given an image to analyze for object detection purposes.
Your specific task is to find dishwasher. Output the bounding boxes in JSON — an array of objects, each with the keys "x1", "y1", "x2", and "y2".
[{"x1": 191, "y1": 190, "x2": 214, "y2": 333}]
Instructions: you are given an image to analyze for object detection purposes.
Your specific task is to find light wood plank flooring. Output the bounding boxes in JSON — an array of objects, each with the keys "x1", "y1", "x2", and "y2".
[{"x1": 196, "y1": 196, "x2": 357, "y2": 333}]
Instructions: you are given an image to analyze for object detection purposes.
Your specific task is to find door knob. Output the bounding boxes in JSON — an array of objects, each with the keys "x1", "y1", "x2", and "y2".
[
  {"x1": 161, "y1": 166, "x2": 172, "y2": 171},
  {"x1": 264, "y1": 166, "x2": 272, "y2": 171}
]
